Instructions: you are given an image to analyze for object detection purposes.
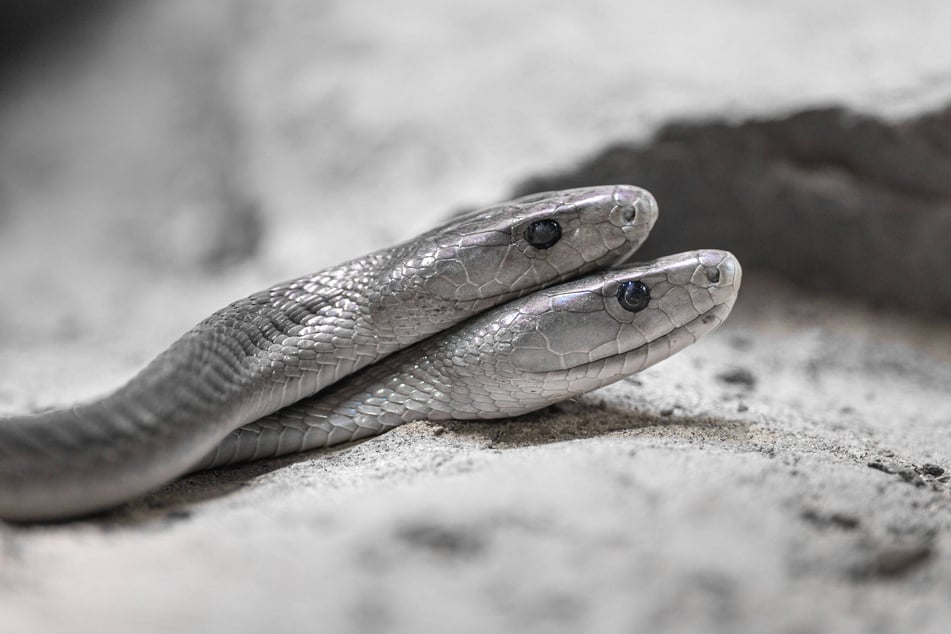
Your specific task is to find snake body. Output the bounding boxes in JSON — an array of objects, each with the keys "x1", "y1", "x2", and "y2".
[
  {"x1": 199, "y1": 250, "x2": 741, "y2": 469},
  {"x1": 0, "y1": 186, "x2": 657, "y2": 521}
]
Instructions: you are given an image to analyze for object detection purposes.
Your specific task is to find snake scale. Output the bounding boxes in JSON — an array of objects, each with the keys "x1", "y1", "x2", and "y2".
[{"x1": 1, "y1": 186, "x2": 663, "y2": 521}]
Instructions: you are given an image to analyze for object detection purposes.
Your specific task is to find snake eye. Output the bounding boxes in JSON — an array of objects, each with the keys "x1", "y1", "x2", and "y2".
[
  {"x1": 616, "y1": 280, "x2": 650, "y2": 312},
  {"x1": 525, "y1": 219, "x2": 562, "y2": 249}
]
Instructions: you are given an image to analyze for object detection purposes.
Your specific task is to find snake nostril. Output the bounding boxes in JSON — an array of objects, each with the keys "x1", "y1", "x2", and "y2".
[
  {"x1": 706, "y1": 267, "x2": 720, "y2": 284},
  {"x1": 612, "y1": 186, "x2": 649, "y2": 225}
]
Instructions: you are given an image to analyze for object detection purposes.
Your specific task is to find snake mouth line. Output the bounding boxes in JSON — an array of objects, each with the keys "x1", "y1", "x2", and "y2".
[{"x1": 558, "y1": 299, "x2": 736, "y2": 379}]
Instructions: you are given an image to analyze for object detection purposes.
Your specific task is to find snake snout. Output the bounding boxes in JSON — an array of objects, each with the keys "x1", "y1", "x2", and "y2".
[
  {"x1": 719, "y1": 253, "x2": 741, "y2": 291},
  {"x1": 608, "y1": 185, "x2": 658, "y2": 265},
  {"x1": 695, "y1": 249, "x2": 742, "y2": 303},
  {"x1": 610, "y1": 185, "x2": 658, "y2": 229}
]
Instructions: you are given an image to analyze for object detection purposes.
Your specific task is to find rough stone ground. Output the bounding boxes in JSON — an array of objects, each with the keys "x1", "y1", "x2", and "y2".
[{"x1": 1, "y1": 1, "x2": 950, "y2": 632}]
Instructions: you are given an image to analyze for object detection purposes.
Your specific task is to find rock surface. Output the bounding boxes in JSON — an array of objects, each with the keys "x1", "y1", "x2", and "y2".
[
  {"x1": 520, "y1": 106, "x2": 951, "y2": 316},
  {"x1": 1, "y1": 1, "x2": 951, "y2": 633}
]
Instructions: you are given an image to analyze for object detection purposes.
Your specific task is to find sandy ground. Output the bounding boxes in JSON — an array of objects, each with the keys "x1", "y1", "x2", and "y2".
[{"x1": 1, "y1": 1, "x2": 951, "y2": 632}]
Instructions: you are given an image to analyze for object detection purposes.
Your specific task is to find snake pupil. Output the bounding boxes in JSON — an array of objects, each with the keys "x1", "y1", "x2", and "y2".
[
  {"x1": 616, "y1": 280, "x2": 650, "y2": 312},
  {"x1": 525, "y1": 219, "x2": 562, "y2": 249}
]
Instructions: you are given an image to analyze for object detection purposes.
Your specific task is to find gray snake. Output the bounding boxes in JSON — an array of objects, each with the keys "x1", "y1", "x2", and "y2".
[
  {"x1": 198, "y1": 249, "x2": 740, "y2": 470},
  {"x1": 0, "y1": 185, "x2": 659, "y2": 521}
]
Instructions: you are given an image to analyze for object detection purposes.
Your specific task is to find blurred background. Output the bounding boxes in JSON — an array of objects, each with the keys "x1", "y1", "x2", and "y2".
[{"x1": 2, "y1": 0, "x2": 950, "y2": 331}]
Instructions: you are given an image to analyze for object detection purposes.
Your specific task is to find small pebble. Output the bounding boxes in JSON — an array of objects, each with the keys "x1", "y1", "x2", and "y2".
[
  {"x1": 165, "y1": 509, "x2": 192, "y2": 522},
  {"x1": 898, "y1": 469, "x2": 927, "y2": 487},
  {"x1": 800, "y1": 509, "x2": 860, "y2": 530},
  {"x1": 431, "y1": 425, "x2": 445, "y2": 436},
  {"x1": 875, "y1": 541, "x2": 932, "y2": 578},
  {"x1": 717, "y1": 368, "x2": 756, "y2": 388},
  {"x1": 728, "y1": 335, "x2": 752, "y2": 351}
]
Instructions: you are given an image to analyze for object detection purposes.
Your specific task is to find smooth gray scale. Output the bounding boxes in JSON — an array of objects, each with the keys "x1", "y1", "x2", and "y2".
[
  {"x1": 0, "y1": 185, "x2": 658, "y2": 521},
  {"x1": 199, "y1": 250, "x2": 741, "y2": 470}
]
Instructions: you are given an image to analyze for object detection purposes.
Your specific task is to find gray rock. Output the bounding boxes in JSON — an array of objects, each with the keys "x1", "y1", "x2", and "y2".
[{"x1": 519, "y1": 106, "x2": 951, "y2": 317}]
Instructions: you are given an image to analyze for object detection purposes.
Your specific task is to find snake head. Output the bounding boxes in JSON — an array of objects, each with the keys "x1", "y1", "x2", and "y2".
[
  {"x1": 385, "y1": 186, "x2": 658, "y2": 324},
  {"x1": 503, "y1": 249, "x2": 742, "y2": 375}
]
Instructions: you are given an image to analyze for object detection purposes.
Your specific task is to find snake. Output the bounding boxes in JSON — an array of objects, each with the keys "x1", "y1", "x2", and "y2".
[
  {"x1": 198, "y1": 249, "x2": 741, "y2": 470},
  {"x1": 0, "y1": 185, "x2": 658, "y2": 521}
]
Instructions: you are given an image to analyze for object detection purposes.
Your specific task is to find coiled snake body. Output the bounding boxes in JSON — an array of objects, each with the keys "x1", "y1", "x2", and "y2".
[
  {"x1": 200, "y1": 250, "x2": 740, "y2": 469},
  {"x1": 0, "y1": 186, "x2": 659, "y2": 521}
]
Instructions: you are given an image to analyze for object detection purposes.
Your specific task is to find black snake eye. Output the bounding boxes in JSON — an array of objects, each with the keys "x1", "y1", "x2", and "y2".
[
  {"x1": 616, "y1": 280, "x2": 650, "y2": 312},
  {"x1": 525, "y1": 219, "x2": 562, "y2": 249}
]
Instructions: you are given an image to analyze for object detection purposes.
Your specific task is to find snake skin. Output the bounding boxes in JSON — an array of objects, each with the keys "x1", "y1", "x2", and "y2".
[
  {"x1": 199, "y1": 250, "x2": 741, "y2": 468},
  {"x1": 0, "y1": 185, "x2": 657, "y2": 521}
]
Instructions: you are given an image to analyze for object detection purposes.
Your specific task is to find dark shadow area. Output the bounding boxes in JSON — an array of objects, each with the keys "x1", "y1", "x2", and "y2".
[
  {"x1": 518, "y1": 105, "x2": 951, "y2": 317},
  {"x1": 0, "y1": 0, "x2": 121, "y2": 71},
  {"x1": 95, "y1": 446, "x2": 356, "y2": 527},
  {"x1": 434, "y1": 397, "x2": 752, "y2": 449},
  {"x1": 0, "y1": 457, "x2": 286, "y2": 530}
]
